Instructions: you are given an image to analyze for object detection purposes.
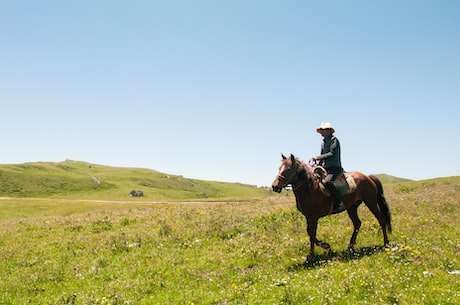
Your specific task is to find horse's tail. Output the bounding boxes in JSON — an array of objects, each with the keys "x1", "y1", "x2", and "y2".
[{"x1": 369, "y1": 175, "x2": 392, "y2": 234}]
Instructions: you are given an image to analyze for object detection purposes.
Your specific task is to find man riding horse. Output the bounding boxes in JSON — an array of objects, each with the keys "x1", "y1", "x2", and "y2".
[
  {"x1": 311, "y1": 122, "x2": 346, "y2": 214},
  {"x1": 272, "y1": 122, "x2": 392, "y2": 261}
]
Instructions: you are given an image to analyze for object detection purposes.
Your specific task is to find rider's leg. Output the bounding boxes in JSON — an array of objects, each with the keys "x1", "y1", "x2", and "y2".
[{"x1": 324, "y1": 173, "x2": 346, "y2": 213}]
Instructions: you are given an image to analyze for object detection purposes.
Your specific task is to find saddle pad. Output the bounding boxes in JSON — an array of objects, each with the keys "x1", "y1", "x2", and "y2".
[{"x1": 334, "y1": 173, "x2": 357, "y2": 196}]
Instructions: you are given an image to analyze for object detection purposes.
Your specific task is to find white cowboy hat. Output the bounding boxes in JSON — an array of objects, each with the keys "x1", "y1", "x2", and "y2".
[{"x1": 316, "y1": 121, "x2": 335, "y2": 133}]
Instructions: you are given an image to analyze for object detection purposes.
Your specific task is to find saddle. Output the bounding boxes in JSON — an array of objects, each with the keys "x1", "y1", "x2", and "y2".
[{"x1": 312, "y1": 166, "x2": 357, "y2": 197}]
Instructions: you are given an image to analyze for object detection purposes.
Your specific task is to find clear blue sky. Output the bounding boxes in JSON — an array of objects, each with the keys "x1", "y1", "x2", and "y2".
[{"x1": 1, "y1": 1, "x2": 459, "y2": 186}]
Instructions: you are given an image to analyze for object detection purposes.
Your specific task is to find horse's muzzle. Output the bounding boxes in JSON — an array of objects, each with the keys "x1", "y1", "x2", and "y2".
[{"x1": 272, "y1": 184, "x2": 283, "y2": 193}]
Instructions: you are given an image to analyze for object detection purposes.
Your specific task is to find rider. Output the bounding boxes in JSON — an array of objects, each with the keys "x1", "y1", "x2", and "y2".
[{"x1": 311, "y1": 122, "x2": 346, "y2": 213}]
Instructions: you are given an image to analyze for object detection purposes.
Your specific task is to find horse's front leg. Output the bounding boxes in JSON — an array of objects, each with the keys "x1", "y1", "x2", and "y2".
[
  {"x1": 305, "y1": 217, "x2": 331, "y2": 262},
  {"x1": 305, "y1": 217, "x2": 317, "y2": 262}
]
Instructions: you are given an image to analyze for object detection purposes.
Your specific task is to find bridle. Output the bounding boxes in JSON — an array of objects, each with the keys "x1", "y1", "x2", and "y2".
[{"x1": 276, "y1": 159, "x2": 307, "y2": 191}]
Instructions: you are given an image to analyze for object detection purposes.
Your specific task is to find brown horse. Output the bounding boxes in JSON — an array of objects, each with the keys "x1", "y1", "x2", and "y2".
[{"x1": 272, "y1": 154, "x2": 392, "y2": 262}]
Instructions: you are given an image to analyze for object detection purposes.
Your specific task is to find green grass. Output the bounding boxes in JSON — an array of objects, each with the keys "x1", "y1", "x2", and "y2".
[{"x1": 0, "y1": 177, "x2": 459, "y2": 304}]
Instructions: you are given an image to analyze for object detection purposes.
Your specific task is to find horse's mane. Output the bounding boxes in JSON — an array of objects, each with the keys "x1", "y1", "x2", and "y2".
[
  {"x1": 294, "y1": 158, "x2": 316, "y2": 187},
  {"x1": 294, "y1": 157, "x2": 308, "y2": 175}
]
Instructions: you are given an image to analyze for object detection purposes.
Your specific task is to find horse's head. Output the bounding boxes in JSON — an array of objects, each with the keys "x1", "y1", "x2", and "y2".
[{"x1": 272, "y1": 154, "x2": 298, "y2": 193}]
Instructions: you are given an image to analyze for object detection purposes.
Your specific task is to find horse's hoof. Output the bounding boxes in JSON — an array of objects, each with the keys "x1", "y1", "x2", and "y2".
[
  {"x1": 305, "y1": 254, "x2": 314, "y2": 264},
  {"x1": 347, "y1": 244, "x2": 356, "y2": 252},
  {"x1": 318, "y1": 241, "x2": 331, "y2": 251}
]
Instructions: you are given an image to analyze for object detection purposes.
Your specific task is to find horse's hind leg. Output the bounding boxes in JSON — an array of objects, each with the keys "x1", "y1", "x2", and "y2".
[
  {"x1": 346, "y1": 204, "x2": 362, "y2": 251},
  {"x1": 364, "y1": 199, "x2": 390, "y2": 247}
]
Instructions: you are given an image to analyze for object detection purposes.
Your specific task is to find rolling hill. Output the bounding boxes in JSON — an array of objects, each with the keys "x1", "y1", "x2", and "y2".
[
  {"x1": 371, "y1": 173, "x2": 411, "y2": 184},
  {"x1": 0, "y1": 160, "x2": 271, "y2": 200}
]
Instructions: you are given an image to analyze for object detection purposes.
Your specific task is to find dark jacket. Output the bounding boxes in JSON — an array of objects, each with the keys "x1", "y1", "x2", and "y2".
[{"x1": 316, "y1": 134, "x2": 342, "y2": 169}]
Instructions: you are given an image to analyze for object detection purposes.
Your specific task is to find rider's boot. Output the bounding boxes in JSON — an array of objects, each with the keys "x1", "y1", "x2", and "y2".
[{"x1": 326, "y1": 182, "x2": 346, "y2": 214}]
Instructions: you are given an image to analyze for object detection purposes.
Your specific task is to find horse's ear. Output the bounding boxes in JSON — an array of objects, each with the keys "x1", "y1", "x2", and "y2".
[
  {"x1": 290, "y1": 154, "x2": 296, "y2": 163},
  {"x1": 281, "y1": 154, "x2": 287, "y2": 160}
]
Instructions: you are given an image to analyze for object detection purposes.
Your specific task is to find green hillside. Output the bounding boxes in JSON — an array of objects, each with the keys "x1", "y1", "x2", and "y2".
[
  {"x1": 0, "y1": 160, "x2": 271, "y2": 200},
  {"x1": 373, "y1": 173, "x2": 411, "y2": 184}
]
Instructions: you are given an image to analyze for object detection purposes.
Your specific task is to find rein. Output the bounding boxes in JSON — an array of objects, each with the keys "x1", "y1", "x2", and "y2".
[{"x1": 293, "y1": 162, "x2": 326, "y2": 191}]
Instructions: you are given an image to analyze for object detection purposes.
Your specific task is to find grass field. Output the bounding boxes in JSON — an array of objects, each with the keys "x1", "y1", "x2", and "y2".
[{"x1": 0, "y1": 175, "x2": 459, "y2": 304}]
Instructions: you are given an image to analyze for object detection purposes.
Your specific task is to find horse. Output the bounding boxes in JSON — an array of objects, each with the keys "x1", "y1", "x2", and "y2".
[{"x1": 272, "y1": 154, "x2": 392, "y2": 262}]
